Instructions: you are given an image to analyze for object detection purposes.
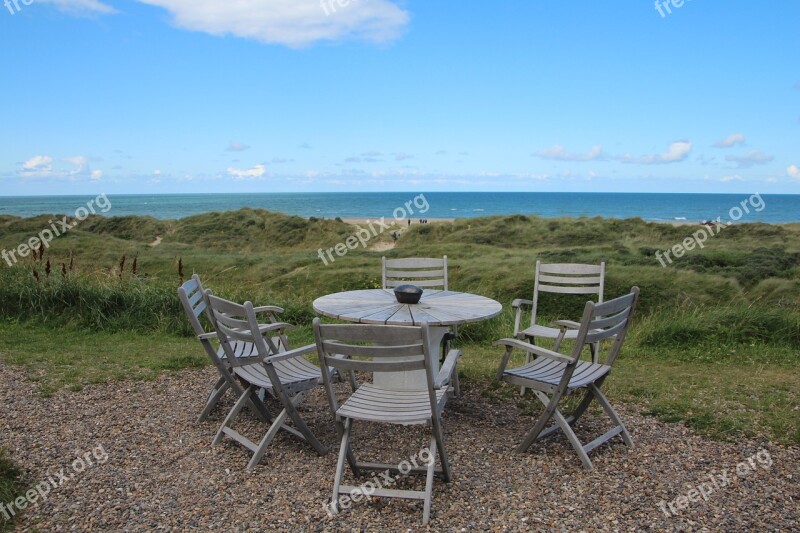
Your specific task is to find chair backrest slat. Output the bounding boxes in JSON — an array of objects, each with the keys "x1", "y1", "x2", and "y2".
[
  {"x1": 322, "y1": 341, "x2": 425, "y2": 359},
  {"x1": 539, "y1": 263, "x2": 603, "y2": 275},
  {"x1": 329, "y1": 357, "x2": 427, "y2": 373},
  {"x1": 382, "y1": 256, "x2": 448, "y2": 291},
  {"x1": 567, "y1": 287, "x2": 639, "y2": 365},
  {"x1": 178, "y1": 274, "x2": 209, "y2": 336},
  {"x1": 538, "y1": 274, "x2": 603, "y2": 285},
  {"x1": 213, "y1": 311, "x2": 253, "y2": 332},
  {"x1": 314, "y1": 320, "x2": 434, "y2": 376},
  {"x1": 385, "y1": 257, "x2": 446, "y2": 268},
  {"x1": 537, "y1": 284, "x2": 603, "y2": 295},
  {"x1": 206, "y1": 292, "x2": 282, "y2": 365},
  {"x1": 317, "y1": 323, "x2": 423, "y2": 345},
  {"x1": 530, "y1": 261, "x2": 605, "y2": 328},
  {"x1": 384, "y1": 269, "x2": 445, "y2": 279}
]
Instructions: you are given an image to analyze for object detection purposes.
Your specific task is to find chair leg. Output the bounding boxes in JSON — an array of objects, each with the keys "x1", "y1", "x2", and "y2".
[
  {"x1": 527, "y1": 391, "x2": 593, "y2": 470},
  {"x1": 519, "y1": 350, "x2": 532, "y2": 396},
  {"x1": 550, "y1": 400, "x2": 594, "y2": 470},
  {"x1": 422, "y1": 433, "x2": 438, "y2": 525},
  {"x1": 213, "y1": 384, "x2": 257, "y2": 445},
  {"x1": 197, "y1": 377, "x2": 229, "y2": 423},
  {"x1": 451, "y1": 366, "x2": 461, "y2": 398},
  {"x1": 246, "y1": 405, "x2": 290, "y2": 470},
  {"x1": 569, "y1": 387, "x2": 596, "y2": 425},
  {"x1": 590, "y1": 384, "x2": 633, "y2": 447},
  {"x1": 278, "y1": 389, "x2": 327, "y2": 455},
  {"x1": 331, "y1": 418, "x2": 352, "y2": 515},
  {"x1": 517, "y1": 388, "x2": 563, "y2": 452},
  {"x1": 431, "y1": 416, "x2": 451, "y2": 482}
]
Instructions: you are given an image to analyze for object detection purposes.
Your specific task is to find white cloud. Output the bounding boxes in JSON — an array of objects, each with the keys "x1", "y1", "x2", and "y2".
[
  {"x1": 38, "y1": 0, "x2": 116, "y2": 14},
  {"x1": 725, "y1": 149, "x2": 773, "y2": 168},
  {"x1": 63, "y1": 155, "x2": 89, "y2": 174},
  {"x1": 90, "y1": 169, "x2": 103, "y2": 181},
  {"x1": 394, "y1": 152, "x2": 414, "y2": 161},
  {"x1": 135, "y1": 0, "x2": 409, "y2": 47},
  {"x1": 788, "y1": 164, "x2": 800, "y2": 180},
  {"x1": 622, "y1": 141, "x2": 692, "y2": 165},
  {"x1": 21, "y1": 155, "x2": 54, "y2": 176},
  {"x1": 720, "y1": 175, "x2": 744, "y2": 182},
  {"x1": 713, "y1": 133, "x2": 746, "y2": 148},
  {"x1": 227, "y1": 164, "x2": 266, "y2": 179},
  {"x1": 533, "y1": 144, "x2": 605, "y2": 162},
  {"x1": 226, "y1": 141, "x2": 250, "y2": 152}
]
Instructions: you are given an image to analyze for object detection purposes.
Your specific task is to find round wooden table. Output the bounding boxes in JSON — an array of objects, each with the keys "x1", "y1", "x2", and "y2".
[{"x1": 313, "y1": 289, "x2": 502, "y2": 390}]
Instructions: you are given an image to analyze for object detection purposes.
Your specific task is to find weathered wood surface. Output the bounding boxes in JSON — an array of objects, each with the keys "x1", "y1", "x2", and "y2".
[{"x1": 313, "y1": 289, "x2": 502, "y2": 327}]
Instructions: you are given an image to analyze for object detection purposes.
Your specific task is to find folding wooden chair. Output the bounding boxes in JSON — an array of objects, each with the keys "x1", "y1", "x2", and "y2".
[
  {"x1": 495, "y1": 287, "x2": 639, "y2": 470},
  {"x1": 314, "y1": 318, "x2": 460, "y2": 525},
  {"x1": 382, "y1": 256, "x2": 459, "y2": 394},
  {"x1": 206, "y1": 292, "x2": 329, "y2": 469},
  {"x1": 178, "y1": 275, "x2": 269, "y2": 423},
  {"x1": 513, "y1": 261, "x2": 605, "y2": 394}
]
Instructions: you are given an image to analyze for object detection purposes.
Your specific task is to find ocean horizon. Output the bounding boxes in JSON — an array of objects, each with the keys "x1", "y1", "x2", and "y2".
[{"x1": 1, "y1": 192, "x2": 798, "y2": 223}]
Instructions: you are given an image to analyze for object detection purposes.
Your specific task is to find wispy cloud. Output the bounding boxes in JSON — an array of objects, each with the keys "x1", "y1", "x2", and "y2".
[
  {"x1": 725, "y1": 149, "x2": 773, "y2": 168},
  {"x1": 134, "y1": 0, "x2": 409, "y2": 47},
  {"x1": 533, "y1": 144, "x2": 605, "y2": 162},
  {"x1": 621, "y1": 141, "x2": 692, "y2": 165},
  {"x1": 38, "y1": 0, "x2": 117, "y2": 15},
  {"x1": 227, "y1": 164, "x2": 267, "y2": 179},
  {"x1": 21, "y1": 155, "x2": 54, "y2": 177},
  {"x1": 394, "y1": 152, "x2": 414, "y2": 161},
  {"x1": 713, "y1": 133, "x2": 746, "y2": 148},
  {"x1": 226, "y1": 141, "x2": 250, "y2": 152},
  {"x1": 720, "y1": 174, "x2": 744, "y2": 182},
  {"x1": 63, "y1": 155, "x2": 88, "y2": 174},
  {"x1": 788, "y1": 164, "x2": 800, "y2": 180}
]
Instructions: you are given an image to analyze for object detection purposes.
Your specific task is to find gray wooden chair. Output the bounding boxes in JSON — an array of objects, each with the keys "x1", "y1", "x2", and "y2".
[
  {"x1": 314, "y1": 318, "x2": 460, "y2": 525},
  {"x1": 206, "y1": 292, "x2": 329, "y2": 469},
  {"x1": 495, "y1": 287, "x2": 639, "y2": 470},
  {"x1": 514, "y1": 261, "x2": 605, "y2": 394},
  {"x1": 383, "y1": 255, "x2": 458, "y2": 387},
  {"x1": 382, "y1": 256, "x2": 448, "y2": 290},
  {"x1": 178, "y1": 274, "x2": 270, "y2": 423}
]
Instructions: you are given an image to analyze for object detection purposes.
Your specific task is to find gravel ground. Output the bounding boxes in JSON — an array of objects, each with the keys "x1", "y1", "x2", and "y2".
[{"x1": 1, "y1": 363, "x2": 797, "y2": 532}]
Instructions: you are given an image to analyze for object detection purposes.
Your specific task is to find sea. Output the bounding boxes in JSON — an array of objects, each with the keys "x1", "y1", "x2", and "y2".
[{"x1": 0, "y1": 192, "x2": 798, "y2": 223}]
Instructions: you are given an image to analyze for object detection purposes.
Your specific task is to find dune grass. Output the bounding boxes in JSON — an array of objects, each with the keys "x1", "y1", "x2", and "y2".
[{"x1": 0, "y1": 209, "x2": 798, "y2": 444}]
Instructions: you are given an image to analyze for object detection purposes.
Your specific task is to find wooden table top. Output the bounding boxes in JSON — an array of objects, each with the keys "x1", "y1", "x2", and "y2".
[{"x1": 313, "y1": 289, "x2": 503, "y2": 327}]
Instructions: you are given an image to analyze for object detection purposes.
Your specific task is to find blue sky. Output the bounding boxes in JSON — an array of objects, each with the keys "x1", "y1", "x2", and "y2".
[{"x1": 1, "y1": 0, "x2": 798, "y2": 195}]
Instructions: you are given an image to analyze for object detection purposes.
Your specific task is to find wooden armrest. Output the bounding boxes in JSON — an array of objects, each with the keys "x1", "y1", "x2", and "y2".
[
  {"x1": 435, "y1": 349, "x2": 462, "y2": 389},
  {"x1": 511, "y1": 298, "x2": 533, "y2": 309},
  {"x1": 550, "y1": 319, "x2": 581, "y2": 330},
  {"x1": 493, "y1": 338, "x2": 573, "y2": 380},
  {"x1": 263, "y1": 343, "x2": 317, "y2": 364},
  {"x1": 257, "y1": 322, "x2": 294, "y2": 333},
  {"x1": 197, "y1": 332, "x2": 217, "y2": 341},
  {"x1": 253, "y1": 305, "x2": 285, "y2": 314},
  {"x1": 493, "y1": 338, "x2": 571, "y2": 363}
]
